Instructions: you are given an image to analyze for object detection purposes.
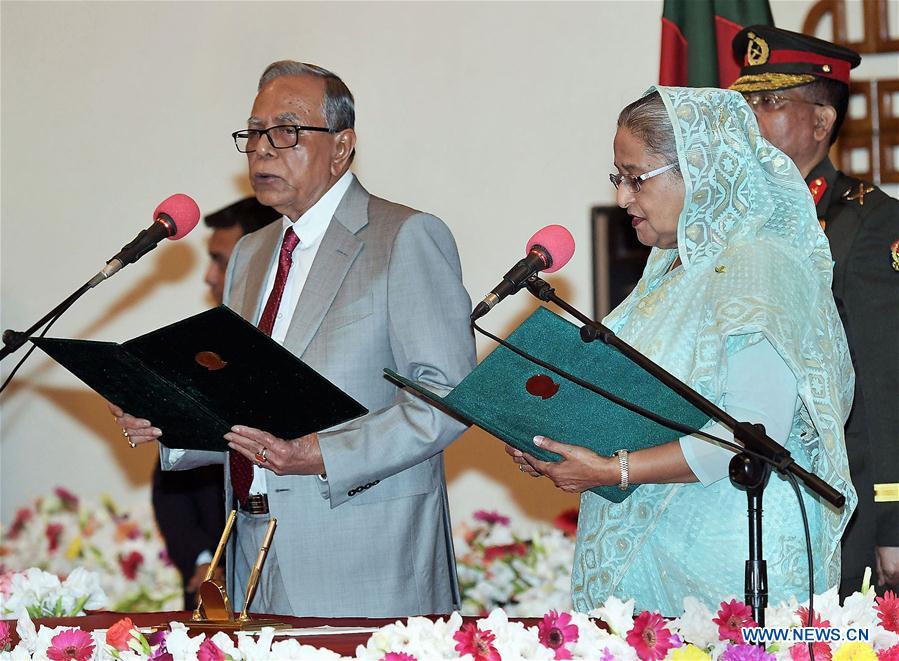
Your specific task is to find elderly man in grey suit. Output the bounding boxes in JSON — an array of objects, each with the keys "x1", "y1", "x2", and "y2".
[{"x1": 112, "y1": 60, "x2": 476, "y2": 617}]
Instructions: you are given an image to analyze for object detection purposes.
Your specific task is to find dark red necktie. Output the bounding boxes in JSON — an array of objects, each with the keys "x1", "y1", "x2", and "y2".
[{"x1": 230, "y1": 227, "x2": 300, "y2": 504}]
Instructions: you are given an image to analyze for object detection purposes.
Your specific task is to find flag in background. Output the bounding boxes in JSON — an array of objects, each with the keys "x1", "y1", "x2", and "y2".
[{"x1": 660, "y1": 0, "x2": 774, "y2": 88}]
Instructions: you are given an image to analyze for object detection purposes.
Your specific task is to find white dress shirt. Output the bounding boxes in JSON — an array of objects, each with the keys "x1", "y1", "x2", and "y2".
[{"x1": 248, "y1": 170, "x2": 354, "y2": 494}]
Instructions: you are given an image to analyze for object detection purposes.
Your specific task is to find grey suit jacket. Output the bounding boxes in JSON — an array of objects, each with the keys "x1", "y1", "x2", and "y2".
[{"x1": 161, "y1": 177, "x2": 476, "y2": 616}]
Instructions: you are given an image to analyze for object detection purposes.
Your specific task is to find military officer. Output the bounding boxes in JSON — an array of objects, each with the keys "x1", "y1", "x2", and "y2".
[{"x1": 731, "y1": 25, "x2": 898, "y2": 597}]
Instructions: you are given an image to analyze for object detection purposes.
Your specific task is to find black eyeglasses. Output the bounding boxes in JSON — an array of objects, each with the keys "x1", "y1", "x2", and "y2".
[
  {"x1": 742, "y1": 92, "x2": 825, "y2": 112},
  {"x1": 232, "y1": 124, "x2": 335, "y2": 153}
]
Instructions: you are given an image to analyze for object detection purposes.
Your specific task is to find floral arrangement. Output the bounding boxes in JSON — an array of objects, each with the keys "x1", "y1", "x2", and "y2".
[
  {"x1": 0, "y1": 489, "x2": 181, "y2": 613},
  {"x1": 0, "y1": 588, "x2": 896, "y2": 660},
  {"x1": 455, "y1": 510, "x2": 577, "y2": 616},
  {"x1": 0, "y1": 568, "x2": 106, "y2": 619}
]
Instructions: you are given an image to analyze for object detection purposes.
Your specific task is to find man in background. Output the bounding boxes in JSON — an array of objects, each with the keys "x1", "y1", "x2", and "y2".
[
  {"x1": 203, "y1": 196, "x2": 282, "y2": 305},
  {"x1": 731, "y1": 25, "x2": 899, "y2": 596},
  {"x1": 152, "y1": 197, "x2": 279, "y2": 607}
]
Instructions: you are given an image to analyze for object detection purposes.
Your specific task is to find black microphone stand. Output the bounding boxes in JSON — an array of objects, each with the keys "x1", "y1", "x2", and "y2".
[
  {"x1": 524, "y1": 276, "x2": 844, "y2": 626},
  {"x1": 0, "y1": 271, "x2": 109, "y2": 362}
]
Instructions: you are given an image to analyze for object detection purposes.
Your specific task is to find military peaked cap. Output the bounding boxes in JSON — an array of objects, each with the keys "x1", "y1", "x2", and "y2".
[{"x1": 730, "y1": 24, "x2": 860, "y2": 93}]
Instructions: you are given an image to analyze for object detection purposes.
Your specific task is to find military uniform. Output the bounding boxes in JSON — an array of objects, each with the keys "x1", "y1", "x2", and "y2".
[
  {"x1": 730, "y1": 25, "x2": 899, "y2": 596},
  {"x1": 807, "y1": 157, "x2": 899, "y2": 595}
]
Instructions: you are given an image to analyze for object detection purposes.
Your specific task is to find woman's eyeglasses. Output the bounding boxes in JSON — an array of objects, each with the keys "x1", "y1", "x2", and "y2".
[{"x1": 609, "y1": 163, "x2": 678, "y2": 194}]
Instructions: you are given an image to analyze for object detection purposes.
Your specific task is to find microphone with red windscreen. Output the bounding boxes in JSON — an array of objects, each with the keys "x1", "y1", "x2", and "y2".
[
  {"x1": 96, "y1": 193, "x2": 201, "y2": 281},
  {"x1": 471, "y1": 224, "x2": 575, "y2": 321}
]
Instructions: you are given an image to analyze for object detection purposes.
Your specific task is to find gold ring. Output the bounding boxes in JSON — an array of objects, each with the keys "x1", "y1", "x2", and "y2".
[
  {"x1": 254, "y1": 448, "x2": 267, "y2": 464},
  {"x1": 122, "y1": 429, "x2": 129, "y2": 438}
]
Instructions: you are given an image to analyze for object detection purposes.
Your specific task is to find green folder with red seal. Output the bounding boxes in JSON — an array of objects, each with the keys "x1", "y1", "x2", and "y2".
[{"x1": 385, "y1": 306, "x2": 710, "y2": 503}]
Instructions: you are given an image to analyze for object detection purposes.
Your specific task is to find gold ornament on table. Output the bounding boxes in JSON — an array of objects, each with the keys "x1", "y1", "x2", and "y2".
[{"x1": 190, "y1": 510, "x2": 288, "y2": 631}]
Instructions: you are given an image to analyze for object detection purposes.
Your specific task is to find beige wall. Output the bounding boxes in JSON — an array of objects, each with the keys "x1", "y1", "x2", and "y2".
[{"x1": 1, "y1": 1, "x2": 893, "y2": 528}]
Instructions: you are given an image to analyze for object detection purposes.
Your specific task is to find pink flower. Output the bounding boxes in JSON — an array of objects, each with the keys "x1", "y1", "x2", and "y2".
[
  {"x1": 553, "y1": 508, "x2": 579, "y2": 537},
  {"x1": 46, "y1": 628, "x2": 95, "y2": 661},
  {"x1": 789, "y1": 642, "x2": 832, "y2": 661},
  {"x1": 197, "y1": 638, "x2": 225, "y2": 661},
  {"x1": 473, "y1": 511, "x2": 510, "y2": 526},
  {"x1": 382, "y1": 654, "x2": 417, "y2": 661},
  {"x1": 118, "y1": 550, "x2": 144, "y2": 580},
  {"x1": 626, "y1": 610, "x2": 675, "y2": 661},
  {"x1": 453, "y1": 623, "x2": 501, "y2": 661},
  {"x1": 45, "y1": 523, "x2": 64, "y2": 553},
  {"x1": 713, "y1": 599, "x2": 758, "y2": 644},
  {"x1": 0, "y1": 572, "x2": 14, "y2": 599},
  {"x1": 0, "y1": 621, "x2": 12, "y2": 651},
  {"x1": 54, "y1": 487, "x2": 79, "y2": 511},
  {"x1": 538, "y1": 610, "x2": 579, "y2": 660},
  {"x1": 721, "y1": 644, "x2": 775, "y2": 660},
  {"x1": 875, "y1": 591, "x2": 899, "y2": 634},
  {"x1": 7, "y1": 508, "x2": 32, "y2": 539}
]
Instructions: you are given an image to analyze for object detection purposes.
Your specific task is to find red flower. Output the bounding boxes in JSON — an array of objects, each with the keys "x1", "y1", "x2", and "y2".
[
  {"x1": 713, "y1": 599, "x2": 758, "y2": 644},
  {"x1": 54, "y1": 487, "x2": 79, "y2": 511},
  {"x1": 538, "y1": 610, "x2": 579, "y2": 660},
  {"x1": 105, "y1": 617, "x2": 135, "y2": 651},
  {"x1": 553, "y1": 508, "x2": 579, "y2": 537},
  {"x1": 382, "y1": 654, "x2": 417, "y2": 661},
  {"x1": 473, "y1": 511, "x2": 510, "y2": 526},
  {"x1": 46, "y1": 628, "x2": 95, "y2": 661},
  {"x1": 878, "y1": 643, "x2": 899, "y2": 660},
  {"x1": 453, "y1": 623, "x2": 501, "y2": 661},
  {"x1": 8, "y1": 508, "x2": 32, "y2": 539},
  {"x1": 0, "y1": 620, "x2": 12, "y2": 651},
  {"x1": 626, "y1": 611, "x2": 675, "y2": 661},
  {"x1": 795, "y1": 606, "x2": 831, "y2": 628},
  {"x1": 483, "y1": 542, "x2": 529, "y2": 562},
  {"x1": 118, "y1": 551, "x2": 144, "y2": 580},
  {"x1": 45, "y1": 523, "x2": 64, "y2": 553},
  {"x1": 875, "y1": 590, "x2": 899, "y2": 634},
  {"x1": 197, "y1": 639, "x2": 225, "y2": 661}
]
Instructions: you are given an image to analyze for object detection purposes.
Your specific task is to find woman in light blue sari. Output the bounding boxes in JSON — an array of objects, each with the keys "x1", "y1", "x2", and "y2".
[{"x1": 508, "y1": 87, "x2": 856, "y2": 615}]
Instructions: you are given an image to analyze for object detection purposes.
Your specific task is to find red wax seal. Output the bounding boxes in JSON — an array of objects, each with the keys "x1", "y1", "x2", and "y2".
[
  {"x1": 195, "y1": 351, "x2": 227, "y2": 371},
  {"x1": 526, "y1": 374, "x2": 559, "y2": 400}
]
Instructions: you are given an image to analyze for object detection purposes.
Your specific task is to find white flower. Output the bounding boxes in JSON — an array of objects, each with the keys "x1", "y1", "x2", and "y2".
[
  {"x1": 764, "y1": 598, "x2": 798, "y2": 630},
  {"x1": 211, "y1": 630, "x2": 241, "y2": 658},
  {"x1": 61, "y1": 567, "x2": 108, "y2": 613},
  {"x1": 237, "y1": 627, "x2": 278, "y2": 660},
  {"x1": 270, "y1": 638, "x2": 344, "y2": 659},
  {"x1": 13, "y1": 613, "x2": 36, "y2": 652},
  {"x1": 593, "y1": 632, "x2": 639, "y2": 660},
  {"x1": 166, "y1": 622, "x2": 204, "y2": 659},
  {"x1": 589, "y1": 595, "x2": 635, "y2": 636},
  {"x1": 669, "y1": 596, "x2": 717, "y2": 650},
  {"x1": 477, "y1": 609, "x2": 551, "y2": 660}
]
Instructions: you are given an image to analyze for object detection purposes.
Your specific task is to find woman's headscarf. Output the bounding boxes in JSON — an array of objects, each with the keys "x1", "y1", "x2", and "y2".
[{"x1": 572, "y1": 86, "x2": 856, "y2": 613}]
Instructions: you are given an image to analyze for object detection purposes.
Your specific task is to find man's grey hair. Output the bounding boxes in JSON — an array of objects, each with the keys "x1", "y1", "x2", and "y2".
[
  {"x1": 258, "y1": 61, "x2": 355, "y2": 132},
  {"x1": 617, "y1": 91, "x2": 679, "y2": 175}
]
